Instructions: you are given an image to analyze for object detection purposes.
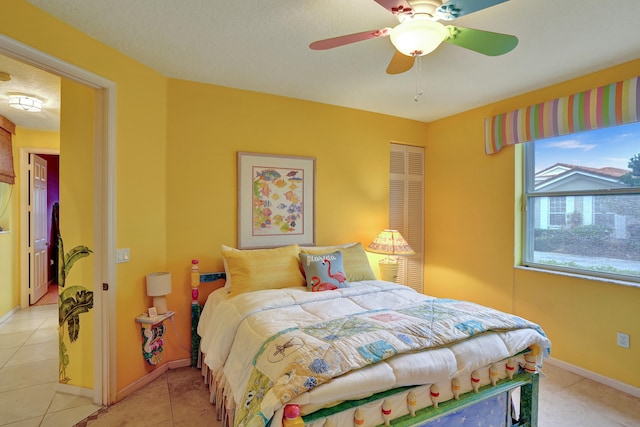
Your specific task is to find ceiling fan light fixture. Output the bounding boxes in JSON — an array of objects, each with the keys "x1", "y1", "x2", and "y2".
[
  {"x1": 8, "y1": 95, "x2": 43, "y2": 112},
  {"x1": 390, "y1": 19, "x2": 448, "y2": 57}
]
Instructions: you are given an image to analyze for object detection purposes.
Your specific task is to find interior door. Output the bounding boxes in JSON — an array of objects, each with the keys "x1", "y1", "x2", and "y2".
[{"x1": 30, "y1": 154, "x2": 48, "y2": 304}]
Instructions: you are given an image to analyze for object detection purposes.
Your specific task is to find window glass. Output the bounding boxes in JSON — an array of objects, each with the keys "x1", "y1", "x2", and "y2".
[{"x1": 524, "y1": 121, "x2": 640, "y2": 282}]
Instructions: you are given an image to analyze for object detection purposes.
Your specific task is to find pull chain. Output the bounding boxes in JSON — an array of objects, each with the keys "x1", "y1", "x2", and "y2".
[{"x1": 414, "y1": 56, "x2": 424, "y2": 102}]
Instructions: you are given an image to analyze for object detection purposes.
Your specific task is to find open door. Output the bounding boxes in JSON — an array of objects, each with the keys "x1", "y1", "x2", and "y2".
[{"x1": 29, "y1": 153, "x2": 48, "y2": 304}]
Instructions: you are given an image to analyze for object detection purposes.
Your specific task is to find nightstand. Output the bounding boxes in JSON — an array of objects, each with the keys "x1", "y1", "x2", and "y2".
[{"x1": 135, "y1": 311, "x2": 175, "y2": 365}]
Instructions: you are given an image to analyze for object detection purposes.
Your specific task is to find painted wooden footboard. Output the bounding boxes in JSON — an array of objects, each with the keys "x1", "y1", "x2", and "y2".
[
  {"x1": 299, "y1": 372, "x2": 539, "y2": 427},
  {"x1": 189, "y1": 261, "x2": 540, "y2": 427}
]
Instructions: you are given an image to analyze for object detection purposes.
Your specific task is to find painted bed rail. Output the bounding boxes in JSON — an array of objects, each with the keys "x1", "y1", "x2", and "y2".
[{"x1": 190, "y1": 260, "x2": 225, "y2": 367}]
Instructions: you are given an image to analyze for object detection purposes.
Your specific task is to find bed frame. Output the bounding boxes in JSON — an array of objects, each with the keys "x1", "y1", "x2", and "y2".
[{"x1": 188, "y1": 260, "x2": 540, "y2": 427}]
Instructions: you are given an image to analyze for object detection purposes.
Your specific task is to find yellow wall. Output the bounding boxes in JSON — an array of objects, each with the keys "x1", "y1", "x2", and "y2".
[
  {"x1": 0, "y1": 183, "x2": 12, "y2": 316},
  {"x1": 0, "y1": 128, "x2": 59, "y2": 318},
  {"x1": 425, "y1": 59, "x2": 640, "y2": 388},
  {"x1": 5, "y1": 0, "x2": 168, "y2": 397},
  {"x1": 58, "y1": 78, "x2": 95, "y2": 387},
  {"x1": 163, "y1": 79, "x2": 429, "y2": 362}
]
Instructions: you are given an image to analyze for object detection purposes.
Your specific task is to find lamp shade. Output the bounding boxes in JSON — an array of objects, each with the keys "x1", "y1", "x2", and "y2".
[
  {"x1": 146, "y1": 272, "x2": 172, "y2": 315},
  {"x1": 146, "y1": 272, "x2": 172, "y2": 296},
  {"x1": 366, "y1": 230, "x2": 415, "y2": 256},
  {"x1": 390, "y1": 18, "x2": 448, "y2": 57}
]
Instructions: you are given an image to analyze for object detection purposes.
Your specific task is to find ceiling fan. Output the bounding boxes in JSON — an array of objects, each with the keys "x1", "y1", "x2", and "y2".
[{"x1": 309, "y1": 0, "x2": 518, "y2": 74}]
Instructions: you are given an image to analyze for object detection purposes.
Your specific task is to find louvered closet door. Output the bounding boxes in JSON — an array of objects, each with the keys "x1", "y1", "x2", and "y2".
[{"x1": 389, "y1": 143, "x2": 424, "y2": 293}]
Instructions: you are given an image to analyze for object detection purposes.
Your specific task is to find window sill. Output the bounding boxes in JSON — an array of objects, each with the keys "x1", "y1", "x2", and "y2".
[{"x1": 514, "y1": 265, "x2": 640, "y2": 289}]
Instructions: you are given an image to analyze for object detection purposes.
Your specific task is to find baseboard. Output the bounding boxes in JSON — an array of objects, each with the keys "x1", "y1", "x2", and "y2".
[
  {"x1": 169, "y1": 358, "x2": 191, "y2": 369},
  {"x1": 56, "y1": 382, "x2": 94, "y2": 399},
  {"x1": 0, "y1": 306, "x2": 20, "y2": 325},
  {"x1": 546, "y1": 357, "x2": 640, "y2": 398},
  {"x1": 114, "y1": 358, "x2": 193, "y2": 403}
]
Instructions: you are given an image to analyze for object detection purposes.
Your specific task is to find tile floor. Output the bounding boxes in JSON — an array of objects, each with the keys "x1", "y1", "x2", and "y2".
[
  {"x1": 0, "y1": 303, "x2": 100, "y2": 426},
  {"x1": 531, "y1": 363, "x2": 640, "y2": 426},
  {"x1": 80, "y1": 365, "x2": 218, "y2": 427},
  {"x1": 2, "y1": 303, "x2": 639, "y2": 426}
]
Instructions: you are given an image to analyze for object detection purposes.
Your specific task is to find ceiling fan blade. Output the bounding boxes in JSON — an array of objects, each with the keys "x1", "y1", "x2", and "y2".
[
  {"x1": 437, "y1": 0, "x2": 509, "y2": 20},
  {"x1": 386, "y1": 50, "x2": 415, "y2": 74},
  {"x1": 444, "y1": 26, "x2": 517, "y2": 56},
  {"x1": 309, "y1": 28, "x2": 391, "y2": 50},
  {"x1": 374, "y1": 0, "x2": 414, "y2": 15}
]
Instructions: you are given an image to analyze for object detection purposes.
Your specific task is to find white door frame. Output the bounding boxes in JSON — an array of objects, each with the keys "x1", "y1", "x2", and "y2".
[{"x1": 1, "y1": 34, "x2": 117, "y2": 406}]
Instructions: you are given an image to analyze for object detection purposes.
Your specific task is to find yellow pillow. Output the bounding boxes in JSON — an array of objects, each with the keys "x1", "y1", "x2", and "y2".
[
  {"x1": 222, "y1": 244, "x2": 305, "y2": 294},
  {"x1": 301, "y1": 242, "x2": 376, "y2": 282}
]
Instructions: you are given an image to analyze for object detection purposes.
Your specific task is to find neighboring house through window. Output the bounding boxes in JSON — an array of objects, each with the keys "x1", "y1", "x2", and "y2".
[
  {"x1": 535, "y1": 164, "x2": 629, "y2": 230},
  {"x1": 523, "y1": 121, "x2": 640, "y2": 282}
]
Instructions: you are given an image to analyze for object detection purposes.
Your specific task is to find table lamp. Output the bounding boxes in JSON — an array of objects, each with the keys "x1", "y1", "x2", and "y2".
[
  {"x1": 366, "y1": 230, "x2": 415, "y2": 283},
  {"x1": 146, "y1": 272, "x2": 172, "y2": 315}
]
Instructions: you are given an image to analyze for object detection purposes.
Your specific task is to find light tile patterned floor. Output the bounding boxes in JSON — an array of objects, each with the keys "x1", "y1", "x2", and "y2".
[
  {"x1": 0, "y1": 304, "x2": 100, "y2": 426},
  {"x1": 537, "y1": 363, "x2": 640, "y2": 426},
  {"x1": 1, "y1": 304, "x2": 639, "y2": 426},
  {"x1": 83, "y1": 367, "x2": 218, "y2": 427}
]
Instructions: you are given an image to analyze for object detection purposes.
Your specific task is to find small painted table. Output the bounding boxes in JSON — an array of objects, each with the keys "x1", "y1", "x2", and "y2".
[{"x1": 135, "y1": 311, "x2": 175, "y2": 365}]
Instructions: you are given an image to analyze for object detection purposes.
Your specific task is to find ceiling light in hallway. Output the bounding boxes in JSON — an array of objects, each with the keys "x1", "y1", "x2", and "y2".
[{"x1": 8, "y1": 94, "x2": 43, "y2": 112}]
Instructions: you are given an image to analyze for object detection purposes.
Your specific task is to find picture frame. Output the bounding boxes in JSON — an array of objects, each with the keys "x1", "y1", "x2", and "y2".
[
  {"x1": 148, "y1": 306, "x2": 158, "y2": 318},
  {"x1": 237, "y1": 152, "x2": 316, "y2": 249}
]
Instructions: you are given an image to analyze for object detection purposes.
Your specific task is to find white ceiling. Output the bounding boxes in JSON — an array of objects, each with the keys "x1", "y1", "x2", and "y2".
[
  {"x1": 3, "y1": 0, "x2": 640, "y2": 131},
  {"x1": 0, "y1": 55, "x2": 60, "y2": 131}
]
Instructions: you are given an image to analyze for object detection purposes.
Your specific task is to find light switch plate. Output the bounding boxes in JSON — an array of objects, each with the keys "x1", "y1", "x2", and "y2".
[{"x1": 116, "y1": 248, "x2": 130, "y2": 263}]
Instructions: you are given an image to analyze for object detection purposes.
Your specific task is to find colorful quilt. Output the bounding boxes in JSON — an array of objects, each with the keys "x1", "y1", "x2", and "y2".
[{"x1": 197, "y1": 281, "x2": 550, "y2": 427}]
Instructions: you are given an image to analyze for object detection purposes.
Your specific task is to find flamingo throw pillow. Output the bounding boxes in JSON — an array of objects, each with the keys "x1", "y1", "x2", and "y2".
[{"x1": 299, "y1": 251, "x2": 350, "y2": 292}]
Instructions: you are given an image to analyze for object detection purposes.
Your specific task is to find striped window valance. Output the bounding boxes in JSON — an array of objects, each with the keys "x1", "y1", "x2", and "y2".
[{"x1": 484, "y1": 76, "x2": 640, "y2": 155}]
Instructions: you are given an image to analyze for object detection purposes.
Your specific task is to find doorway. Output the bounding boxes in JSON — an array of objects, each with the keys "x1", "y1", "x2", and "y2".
[{"x1": 0, "y1": 34, "x2": 116, "y2": 406}]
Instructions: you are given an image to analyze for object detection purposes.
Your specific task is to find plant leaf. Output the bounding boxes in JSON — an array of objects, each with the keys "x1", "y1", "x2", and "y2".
[
  {"x1": 67, "y1": 315, "x2": 80, "y2": 342},
  {"x1": 58, "y1": 236, "x2": 66, "y2": 287},
  {"x1": 62, "y1": 245, "x2": 93, "y2": 286},
  {"x1": 59, "y1": 286, "x2": 94, "y2": 327}
]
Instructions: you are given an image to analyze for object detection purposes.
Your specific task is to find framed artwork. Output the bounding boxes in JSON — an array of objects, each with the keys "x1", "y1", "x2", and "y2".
[{"x1": 238, "y1": 152, "x2": 316, "y2": 249}]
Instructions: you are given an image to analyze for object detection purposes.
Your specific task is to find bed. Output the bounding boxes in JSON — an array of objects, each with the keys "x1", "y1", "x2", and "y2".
[{"x1": 189, "y1": 243, "x2": 550, "y2": 427}]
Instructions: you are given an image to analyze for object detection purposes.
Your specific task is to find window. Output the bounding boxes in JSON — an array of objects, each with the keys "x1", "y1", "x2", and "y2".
[
  {"x1": 0, "y1": 116, "x2": 16, "y2": 185},
  {"x1": 548, "y1": 197, "x2": 566, "y2": 228},
  {"x1": 523, "y1": 121, "x2": 640, "y2": 282}
]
